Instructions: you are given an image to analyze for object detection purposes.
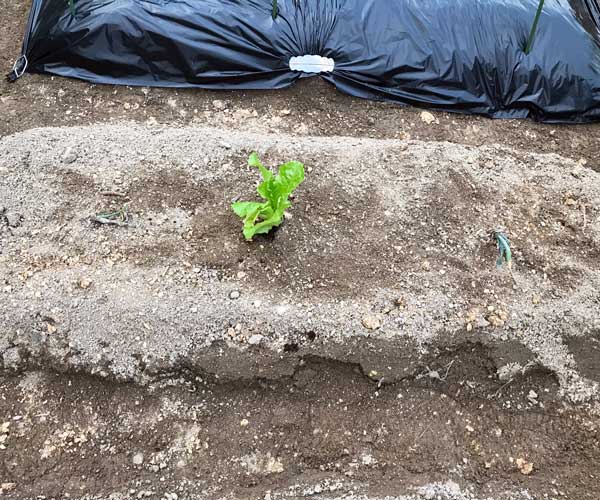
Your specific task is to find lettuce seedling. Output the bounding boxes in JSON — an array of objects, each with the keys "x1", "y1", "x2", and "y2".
[{"x1": 232, "y1": 152, "x2": 304, "y2": 240}]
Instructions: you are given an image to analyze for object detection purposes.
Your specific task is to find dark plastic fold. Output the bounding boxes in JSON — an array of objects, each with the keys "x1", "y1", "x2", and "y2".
[{"x1": 13, "y1": 0, "x2": 600, "y2": 122}]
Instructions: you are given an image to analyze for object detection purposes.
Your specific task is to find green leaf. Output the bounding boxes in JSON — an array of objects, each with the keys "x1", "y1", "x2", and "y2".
[
  {"x1": 249, "y1": 151, "x2": 273, "y2": 183},
  {"x1": 257, "y1": 179, "x2": 277, "y2": 202},
  {"x1": 231, "y1": 201, "x2": 265, "y2": 219},
  {"x1": 248, "y1": 152, "x2": 262, "y2": 168},
  {"x1": 494, "y1": 231, "x2": 512, "y2": 269},
  {"x1": 243, "y1": 211, "x2": 282, "y2": 240},
  {"x1": 277, "y1": 161, "x2": 305, "y2": 195},
  {"x1": 232, "y1": 153, "x2": 305, "y2": 240}
]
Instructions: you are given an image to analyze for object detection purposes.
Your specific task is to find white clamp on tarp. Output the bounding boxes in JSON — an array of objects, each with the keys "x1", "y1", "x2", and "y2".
[{"x1": 289, "y1": 55, "x2": 335, "y2": 74}]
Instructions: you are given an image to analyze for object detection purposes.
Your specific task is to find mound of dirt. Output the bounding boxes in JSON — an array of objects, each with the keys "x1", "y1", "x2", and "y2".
[
  {"x1": 1, "y1": 124, "x2": 600, "y2": 500},
  {"x1": 0, "y1": 125, "x2": 599, "y2": 405}
]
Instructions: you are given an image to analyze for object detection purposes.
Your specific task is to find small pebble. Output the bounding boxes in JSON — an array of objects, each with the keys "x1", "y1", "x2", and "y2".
[
  {"x1": 420, "y1": 111, "x2": 436, "y2": 124},
  {"x1": 62, "y1": 147, "x2": 78, "y2": 164},
  {"x1": 78, "y1": 278, "x2": 92, "y2": 290},
  {"x1": 362, "y1": 314, "x2": 382, "y2": 330},
  {"x1": 248, "y1": 334, "x2": 263, "y2": 345},
  {"x1": 1, "y1": 483, "x2": 17, "y2": 493},
  {"x1": 5, "y1": 212, "x2": 22, "y2": 228},
  {"x1": 212, "y1": 99, "x2": 225, "y2": 110}
]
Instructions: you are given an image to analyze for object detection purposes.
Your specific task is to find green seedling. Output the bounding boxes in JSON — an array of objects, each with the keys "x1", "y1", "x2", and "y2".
[
  {"x1": 493, "y1": 230, "x2": 518, "y2": 285},
  {"x1": 232, "y1": 152, "x2": 304, "y2": 241},
  {"x1": 494, "y1": 231, "x2": 512, "y2": 269},
  {"x1": 94, "y1": 204, "x2": 129, "y2": 226}
]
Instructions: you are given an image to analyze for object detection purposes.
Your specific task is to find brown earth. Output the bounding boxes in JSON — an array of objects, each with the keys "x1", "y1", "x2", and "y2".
[
  {"x1": 47, "y1": 143, "x2": 600, "y2": 301},
  {"x1": 2, "y1": 360, "x2": 599, "y2": 500}
]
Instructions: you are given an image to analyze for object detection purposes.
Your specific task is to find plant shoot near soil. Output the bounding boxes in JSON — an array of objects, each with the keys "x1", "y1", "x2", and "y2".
[{"x1": 232, "y1": 153, "x2": 305, "y2": 240}]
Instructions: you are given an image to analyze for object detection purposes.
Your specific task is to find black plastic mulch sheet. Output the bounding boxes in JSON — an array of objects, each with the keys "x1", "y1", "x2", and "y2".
[{"x1": 11, "y1": 0, "x2": 600, "y2": 122}]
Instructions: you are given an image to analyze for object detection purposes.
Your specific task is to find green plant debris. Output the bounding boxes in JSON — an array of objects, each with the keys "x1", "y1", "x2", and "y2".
[
  {"x1": 93, "y1": 204, "x2": 129, "y2": 226},
  {"x1": 525, "y1": 0, "x2": 545, "y2": 54},
  {"x1": 67, "y1": 0, "x2": 75, "y2": 15},
  {"x1": 232, "y1": 152, "x2": 304, "y2": 241},
  {"x1": 494, "y1": 231, "x2": 512, "y2": 269},
  {"x1": 493, "y1": 230, "x2": 518, "y2": 285},
  {"x1": 271, "y1": 0, "x2": 278, "y2": 19}
]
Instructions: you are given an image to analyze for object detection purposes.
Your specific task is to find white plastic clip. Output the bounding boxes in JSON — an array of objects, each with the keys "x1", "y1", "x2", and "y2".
[
  {"x1": 289, "y1": 55, "x2": 335, "y2": 74},
  {"x1": 10, "y1": 55, "x2": 28, "y2": 80}
]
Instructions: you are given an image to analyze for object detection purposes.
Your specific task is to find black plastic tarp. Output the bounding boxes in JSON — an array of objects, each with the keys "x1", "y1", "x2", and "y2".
[{"x1": 11, "y1": 0, "x2": 600, "y2": 122}]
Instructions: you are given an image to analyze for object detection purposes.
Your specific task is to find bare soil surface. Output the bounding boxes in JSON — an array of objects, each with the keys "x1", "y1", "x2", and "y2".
[
  {"x1": 1, "y1": 365, "x2": 599, "y2": 500},
  {"x1": 1, "y1": 2, "x2": 600, "y2": 499}
]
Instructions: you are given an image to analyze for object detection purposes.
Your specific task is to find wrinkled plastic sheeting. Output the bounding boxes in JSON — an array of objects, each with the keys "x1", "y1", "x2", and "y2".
[{"x1": 15, "y1": 0, "x2": 600, "y2": 122}]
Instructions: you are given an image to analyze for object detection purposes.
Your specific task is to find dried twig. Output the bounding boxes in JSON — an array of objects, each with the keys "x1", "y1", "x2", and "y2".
[
  {"x1": 441, "y1": 360, "x2": 455, "y2": 380},
  {"x1": 416, "y1": 360, "x2": 454, "y2": 382},
  {"x1": 100, "y1": 190, "x2": 129, "y2": 199},
  {"x1": 493, "y1": 378, "x2": 514, "y2": 398}
]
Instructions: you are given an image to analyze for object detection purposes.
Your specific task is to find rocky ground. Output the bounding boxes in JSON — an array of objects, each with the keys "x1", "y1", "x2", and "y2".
[{"x1": 1, "y1": 1, "x2": 600, "y2": 499}]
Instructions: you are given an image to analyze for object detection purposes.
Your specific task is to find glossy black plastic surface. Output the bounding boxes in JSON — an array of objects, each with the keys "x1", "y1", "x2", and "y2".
[{"x1": 15, "y1": 0, "x2": 600, "y2": 121}]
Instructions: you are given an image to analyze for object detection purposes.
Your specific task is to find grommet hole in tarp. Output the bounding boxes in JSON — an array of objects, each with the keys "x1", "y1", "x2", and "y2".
[{"x1": 289, "y1": 55, "x2": 335, "y2": 74}]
